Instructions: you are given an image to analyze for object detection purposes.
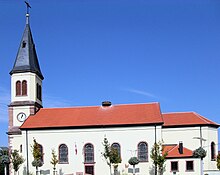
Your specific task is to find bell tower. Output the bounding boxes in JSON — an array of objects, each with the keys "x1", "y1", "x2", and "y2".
[{"x1": 8, "y1": 3, "x2": 43, "y2": 135}]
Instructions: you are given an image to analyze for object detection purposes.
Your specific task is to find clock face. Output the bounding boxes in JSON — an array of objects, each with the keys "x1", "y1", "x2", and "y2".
[{"x1": 17, "y1": 112, "x2": 27, "y2": 122}]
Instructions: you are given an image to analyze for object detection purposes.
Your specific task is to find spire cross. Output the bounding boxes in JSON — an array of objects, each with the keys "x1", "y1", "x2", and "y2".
[{"x1": 25, "y1": 1, "x2": 31, "y2": 14}]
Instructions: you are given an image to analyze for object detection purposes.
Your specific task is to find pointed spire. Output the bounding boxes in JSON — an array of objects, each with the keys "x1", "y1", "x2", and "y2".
[{"x1": 10, "y1": 2, "x2": 44, "y2": 80}]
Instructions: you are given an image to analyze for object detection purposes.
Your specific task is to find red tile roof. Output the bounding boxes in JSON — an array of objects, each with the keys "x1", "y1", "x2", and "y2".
[
  {"x1": 162, "y1": 112, "x2": 219, "y2": 127},
  {"x1": 163, "y1": 144, "x2": 193, "y2": 158},
  {"x1": 20, "y1": 103, "x2": 163, "y2": 129}
]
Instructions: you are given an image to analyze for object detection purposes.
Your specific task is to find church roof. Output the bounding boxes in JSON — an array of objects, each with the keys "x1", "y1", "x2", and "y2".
[
  {"x1": 162, "y1": 112, "x2": 219, "y2": 127},
  {"x1": 163, "y1": 144, "x2": 193, "y2": 158},
  {"x1": 10, "y1": 14, "x2": 44, "y2": 80},
  {"x1": 20, "y1": 103, "x2": 163, "y2": 129}
]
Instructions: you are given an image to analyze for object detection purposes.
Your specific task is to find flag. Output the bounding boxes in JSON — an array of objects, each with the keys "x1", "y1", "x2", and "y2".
[{"x1": 75, "y1": 143, "x2": 77, "y2": 155}]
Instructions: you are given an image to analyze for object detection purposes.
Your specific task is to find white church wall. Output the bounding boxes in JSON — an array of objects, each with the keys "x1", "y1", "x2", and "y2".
[
  {"x1": 20, "y1": 125, "x2": 162, "y2": 175},
  {"x1": 11, "y1": 72, "x2": 42, "y2": 105}
]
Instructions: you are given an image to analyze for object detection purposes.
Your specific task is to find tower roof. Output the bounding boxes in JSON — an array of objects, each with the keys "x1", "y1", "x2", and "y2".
[{"x1": 10, "y1": 13, "x2": 44, "y2": 80}]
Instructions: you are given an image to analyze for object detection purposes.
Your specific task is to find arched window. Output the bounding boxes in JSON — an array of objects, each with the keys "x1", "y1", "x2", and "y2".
[
  {"x1": 138, "y1": 142, "x2": 148, "y2": 162},
  {"x1": 16, "y1": 81, "x2": 21, "y2": 96},
  {"x1": 111, "y1": 143, "x2": 121, "y2": 158},
  {"x1": 39, "y1": 85, "x2": 42, "y2": 101},
  {"x1": 84, "y1": 143, "x2": 94, "y2": 163},
  {"x1": 20, "y1": 144, "x2": 22, "y2": 153},
  {"x1": 211, "y1": 142, "x2": 216, "y2": 160},
  {"x1": 38, "y1": 144, "x2": 44, "y2": 163},
  {"x1": 22, "y1": 80, "x2": 27, "y2": 95},
  {"x1": 59, "y1": 144, "x2": 68, "y2": 163},
  {"x1": 36, "y1": 83, "x2": 42, "y2": 101}
]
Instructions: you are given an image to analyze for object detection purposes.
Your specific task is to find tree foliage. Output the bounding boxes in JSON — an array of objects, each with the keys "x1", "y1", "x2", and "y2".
[
  {"x1": 0, "y1": 148, "x2": 9, "y2": 175},
  {"x1": 150, "y1": 142, "x2": 168, "y2": 175},
  {"x1": 193, "y1": 147, "x2": 206, "y2": 159},
  {"x1": 217, "y1": 153, "x2": 220, "y2": 170},
  {"x1": 102, "y1": 137, "x2": 121, "y2": 175},
  {"x1": 11, "y1": 149, "x2": 25, "y2": 172},
  {"x1": 128, "y1": 157, "x2": 139, "y2": 166},
  {"x1": 50, "y1": 149, "x2": 58, "y2": 170},
  {"x1": 31, "y1": 139, "x2": 43, "y2": 168}
]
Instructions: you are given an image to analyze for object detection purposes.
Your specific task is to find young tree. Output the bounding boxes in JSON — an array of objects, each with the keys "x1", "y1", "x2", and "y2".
[
  {"x1": 10, "y1": 150, "x2": 25, "y2": 175},
  {"x1": 217, "y1": 153, "x2": 220, "y2": 170},
  {"x1": 150, "y1": 142, "x2": 168, "y2": 175},
  {"x1": 50, "y1": 149, "x2": 58, "y2": 175},
  {"x1": 193, "y1": 147, "x2": 206, "y2": 160},
  {"x1": 31, "y1": 139, "x2": 43, "y2": 175},
  {"x1": 102, "y1": 137, "x2": 121, "y2": 175},
  {"x1": 0, "y1": 148, "x2": 10, "y2": 175},
  {"x1": 128, "y1": 157, "x2": 139, "y2": 175}
]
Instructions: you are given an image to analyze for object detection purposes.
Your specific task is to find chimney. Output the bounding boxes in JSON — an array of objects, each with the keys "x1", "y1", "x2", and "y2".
[
  {"x1": 102, "y1": 101, "x2": 112, "y2": 107},
  {"x1": 179, "y1": 141, "x2": 183, "y2": 154}
]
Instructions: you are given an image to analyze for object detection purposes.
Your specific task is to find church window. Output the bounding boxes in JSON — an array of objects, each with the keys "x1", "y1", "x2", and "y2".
[
  {"x1": 211, "y1": 142, "x2": 216, "y2": 160},
  {"x1": 84, "y1": 143, "x2": 94, "y2": 163},
  {"x1": 22, "y1": 80, "x2": 27, "y2": 95},
  {"x1": 20, "y1": 145, "x2": 22, "y2": 153},
  {"x1": 16, "y1": 81, "x2": 21, "y2": 96},
  {"x1": 85, "y1": 165, "x2": 94, "y2": 175},
  {"x1": 36, "y1": 83, "x2": 42, "y2": 101},
  {"x1": 111, "y1": 143, "x2": 121, "y2": 158},
  {"x1": 38, "y1": 144, "x2": 44, "y2": 163},
  {"x1": 137, "y1": 142, "x2": 148, "y2": 162},
  {"x1": 22, "y1": 41, "x2": 26, "y2": 48},
  {"x1": 59, "y1": 144, "x2": 68, "y2": 163}
]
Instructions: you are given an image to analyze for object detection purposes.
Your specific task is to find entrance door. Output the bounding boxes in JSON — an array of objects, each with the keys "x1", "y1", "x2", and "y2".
[{"x1": 85, "y1": 165, "x2": 94, "y2": 175}]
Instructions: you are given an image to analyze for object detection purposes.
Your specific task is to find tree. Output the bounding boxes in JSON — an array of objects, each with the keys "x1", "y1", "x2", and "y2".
[
  {"x1": 10, "y1": 150, "x2": 25, "y2": 175},
  {"x1": 102, "y1": 137, "x2": 121, "y2": 175},
  {"x1": 217, "y1": 153, "x2": 220, "y2": 170},
  {"x1": 0, "y1": 148, "x2": 10, "y2": 175},
  {"x1": 150, "y1": 142, "x2": 168, "y2": 175},
  {"x1": 128, "y1": 157, "x2": 139, "y2": 175},
  {"x1": 193, "y1": 147, "x2": 206, "y2": 160},
  {"x1": 31, "y1": 139, "x2": 43, "y2": 175},
  {"x1": 50, "y1": 149, "x2": 58, "y2": 175}
]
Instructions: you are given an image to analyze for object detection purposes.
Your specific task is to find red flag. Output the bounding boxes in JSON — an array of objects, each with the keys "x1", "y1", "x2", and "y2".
[{"x1": 75, "y1": 143, "x2": 77, "y2": 155}]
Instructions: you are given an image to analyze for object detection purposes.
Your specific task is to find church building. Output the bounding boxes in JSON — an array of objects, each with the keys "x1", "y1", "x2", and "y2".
[{"x1": 8, "y1": 7, "x2": 219, "y2": 175}]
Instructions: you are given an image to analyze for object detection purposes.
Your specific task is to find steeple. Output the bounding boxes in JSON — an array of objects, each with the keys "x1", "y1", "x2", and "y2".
[{"x1": 10, "y1": 6, "x2": 44, "y2": 80}]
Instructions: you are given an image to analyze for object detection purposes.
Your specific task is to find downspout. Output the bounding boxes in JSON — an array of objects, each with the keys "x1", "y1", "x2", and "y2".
[
  {"x1": 200, "y1": 126, "x2": 203, "y2": 175},
  {"x1": 26, "y1": 130, "x2": 29, "y2": 174}
]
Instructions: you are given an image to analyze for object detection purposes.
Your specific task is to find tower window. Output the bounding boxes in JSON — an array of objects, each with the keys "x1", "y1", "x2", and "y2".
[
  {"x1": 16, "y1": 80, "x2": 27, "y2": 96},
  {"x1": 36, "y1": 83, "x2": 42, "y2": 101},
  {"x1": 22, "y1": 80, "x2": 27, "y2": 96},
  {"x1": 16, "y1": 81, "x2": 21, "y2": 96},
  {"x1": 22, "y1": 41, "x2": 26, "y2": 48},
  {"x1": 211, "y1": 142, "x2": 216, "y2": 160}
]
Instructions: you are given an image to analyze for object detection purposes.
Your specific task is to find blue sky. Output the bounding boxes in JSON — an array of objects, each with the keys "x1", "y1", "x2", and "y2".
[{"x1": 0, "y1": 0, "x2": 220, "y2": 147}]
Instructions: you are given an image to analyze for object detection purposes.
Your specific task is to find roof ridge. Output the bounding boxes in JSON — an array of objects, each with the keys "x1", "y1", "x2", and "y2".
[
  {"x1": 41, "y1": 102, "x2": 160, "y2": 110},
  {"x1": 168, "y1": 144, "x2": 178, "y2": 153},
  {"x1": 162, "y1": 111, "x2": 195, "y2": 115}
]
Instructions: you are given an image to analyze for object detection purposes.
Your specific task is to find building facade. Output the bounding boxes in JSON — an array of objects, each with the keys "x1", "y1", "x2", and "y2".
[{"x1": 8, "y1": 9, "x2": 219, "y2": 175}]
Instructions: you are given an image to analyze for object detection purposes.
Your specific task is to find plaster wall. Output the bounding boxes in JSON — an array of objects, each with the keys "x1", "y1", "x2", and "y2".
[
  {"x1": 162, "y1": 126, "x2": 218, "y2": 171},
  {"x1": 11, "y1": 72, "x2": 42, "y2": 105},
  {"x1": 20, "y1": 125, "x2": 162, "y2": 175},
  {"x1": 164, "y1": 158, "x2": 201, "y2": 175}
]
